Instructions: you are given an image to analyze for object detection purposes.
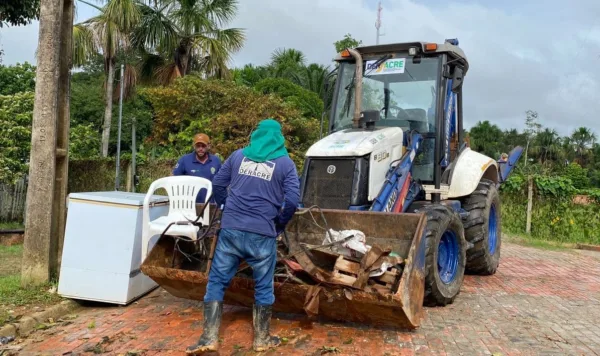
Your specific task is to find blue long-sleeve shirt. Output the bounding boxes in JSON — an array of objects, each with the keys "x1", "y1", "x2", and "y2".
[
  {"x1": 172, "y1": 152, "x2": 221, "y2": 203},
  {"x1": 212, "y1": 149, "x2": 300, "y2": 237}
]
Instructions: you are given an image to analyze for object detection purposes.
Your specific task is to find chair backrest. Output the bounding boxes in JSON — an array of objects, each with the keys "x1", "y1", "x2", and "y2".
[{"x1": 144, "y1": 175, "x2": 213, "y2": 225}]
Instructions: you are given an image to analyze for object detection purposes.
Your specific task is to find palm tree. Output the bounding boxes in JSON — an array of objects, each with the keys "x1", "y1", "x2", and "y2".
[
  {"x1": 571, "y1": 127, "x2": 597, "y2": 165},
  {"x1": 72, "y1": 0, "x2": 141, "y2": 157},
  {"x1": 270, "y1": 48, "x2": 306, "y2": 79},
  {"x1": 231, "y1": 63, "x2": 271, "y2": 87},
  {"x1": 531, "y1": 128, "x2": 561, "y2": 164},
  {"x1": 135, "y1": 0, "x2": 245, "y2": 84},
  {"x1": 468, "y1": 120, "x2": 504, "y2": 159},
  {"x1": 292, "y1": 63, "x2": 327, "y2": 95}
]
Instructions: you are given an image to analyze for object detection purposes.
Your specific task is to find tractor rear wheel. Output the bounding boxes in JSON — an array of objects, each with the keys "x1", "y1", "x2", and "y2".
[
  {"x1": 421, "y1": 205, "x2": 467, "y2": 307},
  {"x1": 461, "y1": 179, "x2": 501, "y2": 275}
]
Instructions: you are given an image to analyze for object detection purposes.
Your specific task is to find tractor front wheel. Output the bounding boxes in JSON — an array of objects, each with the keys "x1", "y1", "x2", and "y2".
[
  {"x1": 461, "y1": 179, "x2": 502, "y2": 275},
  {"x1": 421, "y1": 205, "x2": 467, "y2": 307}
]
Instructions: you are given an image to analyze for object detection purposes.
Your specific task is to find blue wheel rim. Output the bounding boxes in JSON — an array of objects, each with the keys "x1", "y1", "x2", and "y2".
[
  {"x1": 489, "y1": 204, "x2": 498, "y2": 255},
  {"x1": 438, "y1": 230, "x2": 459, "y2": 284}
]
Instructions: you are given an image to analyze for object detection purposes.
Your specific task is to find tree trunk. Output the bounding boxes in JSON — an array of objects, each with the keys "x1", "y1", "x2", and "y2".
[
  {"x1": 101, "y1": 59, "x2": 115, "y2": 157},
  {"x1": 22, "y1": 0, "x2": 64, "y2": 287}
]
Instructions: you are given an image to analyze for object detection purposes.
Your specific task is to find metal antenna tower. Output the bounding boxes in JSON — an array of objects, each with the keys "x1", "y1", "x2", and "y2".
[{"x1": 375, "y1": 1, "x2": 383, "y2": 44}]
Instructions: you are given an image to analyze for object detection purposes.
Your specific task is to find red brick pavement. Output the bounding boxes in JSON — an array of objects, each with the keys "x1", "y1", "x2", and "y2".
[{"x1": 6, "y1": 243, "x2": 600, "y2": 356}]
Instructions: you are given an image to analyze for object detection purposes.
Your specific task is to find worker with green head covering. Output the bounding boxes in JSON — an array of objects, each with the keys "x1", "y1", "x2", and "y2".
[{"x1": 186, "y1": 118, "x2": 300, "y2": 355}]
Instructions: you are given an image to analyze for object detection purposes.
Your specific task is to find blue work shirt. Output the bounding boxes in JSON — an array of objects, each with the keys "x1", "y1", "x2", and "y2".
[
  {"x1": 172, "y1": 152, "x2": 222, "y2": 203},
  {"x1": 212, "y1": 149, "x2": 300, "y2": 238}
]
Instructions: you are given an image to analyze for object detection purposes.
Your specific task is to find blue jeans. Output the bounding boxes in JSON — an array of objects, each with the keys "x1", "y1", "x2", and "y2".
[{"x1": 204, "y1": 228, "x2": 277, "y2": 306}]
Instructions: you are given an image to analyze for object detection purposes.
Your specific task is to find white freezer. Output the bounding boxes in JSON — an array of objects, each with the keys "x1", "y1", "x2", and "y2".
[{"x1": 57, "y1": 191, "x2": 169, "y2": 304}]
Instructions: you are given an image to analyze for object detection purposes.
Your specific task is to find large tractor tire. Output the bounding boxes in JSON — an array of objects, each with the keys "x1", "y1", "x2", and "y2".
[
  {"x1": 461, "y1": 179, "x2": 501, "y2": 275},
  {"x1": 421, "y1": 205, "x2": 467, "y2": 307}
]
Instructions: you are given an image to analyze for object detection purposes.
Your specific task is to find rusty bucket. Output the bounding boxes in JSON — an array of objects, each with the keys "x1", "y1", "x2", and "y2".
[{"x1": 140, "y1": 208, "x2": 427, "y2": 329}]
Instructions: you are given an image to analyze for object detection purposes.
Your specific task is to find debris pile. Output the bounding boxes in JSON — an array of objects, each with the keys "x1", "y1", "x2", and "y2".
[{"x1": 233, "y1": 228, "x2": 405, "y2": 315}]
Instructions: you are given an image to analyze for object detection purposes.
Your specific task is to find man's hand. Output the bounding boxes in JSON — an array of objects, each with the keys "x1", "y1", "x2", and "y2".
[{"x1": 274, "y1": 216, "x2": 286, "y2": 236}]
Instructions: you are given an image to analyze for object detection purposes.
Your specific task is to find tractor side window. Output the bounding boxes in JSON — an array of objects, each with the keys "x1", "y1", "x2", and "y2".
[{"x1": 412, "y1": 136, "x2": 435, "y2": 183}]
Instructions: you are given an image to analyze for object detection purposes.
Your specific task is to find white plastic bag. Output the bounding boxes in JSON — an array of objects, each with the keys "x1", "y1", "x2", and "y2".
[
  {"x1": 323, "y1": 229, "x2": 370, "y2": 258},
  {"x1": 369, "y1": 261, "x2": 392, "y2": 277}
]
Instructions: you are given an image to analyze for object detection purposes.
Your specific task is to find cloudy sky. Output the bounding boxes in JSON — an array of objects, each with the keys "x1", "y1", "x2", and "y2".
[{"x1": 1, "y1": 0, "x2": 600, "y2": 136}]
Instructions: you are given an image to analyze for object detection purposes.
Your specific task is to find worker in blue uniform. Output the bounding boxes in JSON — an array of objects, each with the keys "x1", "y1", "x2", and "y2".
[
  {"x1": 185, "y1": 119, "x2": 300, "y2": 355},
  {"x1": 172, "y1": 133, "x2": 221, "y2": 203}
]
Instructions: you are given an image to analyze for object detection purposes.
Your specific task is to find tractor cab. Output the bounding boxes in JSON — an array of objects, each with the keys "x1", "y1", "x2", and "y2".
[{"x1": 300, "y1": 40, "x2": 469, "y2": 209}]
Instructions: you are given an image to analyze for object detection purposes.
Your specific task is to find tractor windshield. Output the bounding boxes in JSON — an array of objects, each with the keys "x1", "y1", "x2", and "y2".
[{"x1": 331, "y1": 55, "x2": 441, "y2": 134}]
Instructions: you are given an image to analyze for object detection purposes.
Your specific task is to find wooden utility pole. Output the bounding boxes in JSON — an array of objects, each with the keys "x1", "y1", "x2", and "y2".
[
  {"x1": 21, "y1": 0, "x2": 74, "y2": 286},
  {"x1": 526, "y1": 175, "x2": 533, "y2": 234}
]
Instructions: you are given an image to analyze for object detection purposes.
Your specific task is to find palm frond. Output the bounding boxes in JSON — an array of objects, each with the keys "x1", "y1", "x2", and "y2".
[
  {"x1": 133, "y1": 2, "x2": 179, "y2": 54},
  {"x1": 199, "y1": 0, "x2": 239, "y2": 27},
  {"x1": 72, "y1": 23, "x2": 98, "y2": 67},
  {"x1": 104, "y1": 0, "x2": 142, "y2": 32},
  {"x1": 171, "y1": 1, "x2": 212, "y2": 35}
]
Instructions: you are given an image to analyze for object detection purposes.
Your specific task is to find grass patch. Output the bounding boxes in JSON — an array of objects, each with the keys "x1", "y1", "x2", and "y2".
[
  {"x1": 0, "y1": 244, "x2": 63, "y2": 326},
  {"x1": 0, "y1": 275, "x2": 60, "y2": 306},
  {"x1": 504, "y1": 234, "x2": 574, "y2": 251},
  {"x1": 0, "y1": 222, "x2": 24, "y2": 230},
  {"x1": 0, "y1": 244, "x2": 23, "y2": 255}
]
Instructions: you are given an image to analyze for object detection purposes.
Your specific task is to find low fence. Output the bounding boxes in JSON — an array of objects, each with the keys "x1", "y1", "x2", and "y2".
[{"x1": 0, "y1": 177, "x2": 27, "y2": 222}]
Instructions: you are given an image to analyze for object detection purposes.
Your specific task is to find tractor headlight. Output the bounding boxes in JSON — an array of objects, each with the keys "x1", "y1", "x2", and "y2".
[{"x1": 409, "y1": 47, "x2": 417, "y2": 56}]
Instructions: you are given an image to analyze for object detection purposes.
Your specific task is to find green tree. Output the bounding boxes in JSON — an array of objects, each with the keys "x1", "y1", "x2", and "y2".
[
  {"x1": 0, "y1": 62, "x2": 36, "y2": 95},
  {"x1": 532, "y1": 128, "x2": 562, "y2": 164},
  {"x1": 560, "y1": 162, "x2": 590, "y2": 190},
  {"x1": 468, "y1": 120, "x2": 504, "y2": 159},
  {"x1": 254, "y1": 77, "x2": 324, "y2": 119},
  {"x1": 292, "y1": 63, "x2": 333, "y2": 101},
  {"x1": 70, "y1": 70, "x2": 105, "y2": 128},
  {"x1": 0, "y1": 0, "x2": 40, "y2": 27},
  {"x1": 231, "y1": 64, "x2": 271, "y2": 87},
  {"x1": 0, "y1": 92, "x2": 34, "y2": 183},
  {"x1": 269, "y1": 48, "x2": 306, "y2": 79},
  {"x1": 523, "y1": 109, "x2": 541, "y2": 166},
  {"x1": 334, "y1": 33, "x2": 362, "y2": 52},
  {"x1": 70, "y1": 124, "x2": 102, "y2": 159},
  {"x1": 570, "y1": 127, "x2": 596, "y2": 165}
]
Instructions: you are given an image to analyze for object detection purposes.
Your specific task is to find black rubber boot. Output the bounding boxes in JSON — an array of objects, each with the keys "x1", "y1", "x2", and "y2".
[
  {"x1": 252, "y1": 304, "x2": 281, "y2": 352},
  {"x1": 186, "y1": 301, "x2": 223, "y2": 354}
]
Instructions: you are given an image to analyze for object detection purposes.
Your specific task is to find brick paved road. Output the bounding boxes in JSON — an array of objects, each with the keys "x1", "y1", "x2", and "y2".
[{"x1": 7, "y1": 242, "x2": 600, "y2": 356}]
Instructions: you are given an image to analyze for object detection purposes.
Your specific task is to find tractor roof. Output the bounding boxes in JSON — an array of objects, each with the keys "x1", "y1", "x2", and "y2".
[{"x1": 335, "y1": 40, "x2": 469, "y2": 73}]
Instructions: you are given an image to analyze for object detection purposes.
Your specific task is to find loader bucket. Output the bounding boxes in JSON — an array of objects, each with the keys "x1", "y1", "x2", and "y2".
[{"x1": 140, "y1": 208, "x2": 428, "y2": 329}]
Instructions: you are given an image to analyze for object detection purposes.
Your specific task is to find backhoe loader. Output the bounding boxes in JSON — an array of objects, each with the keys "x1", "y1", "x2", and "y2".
[{"x1": 140, "y1": 38, "x2": 523, "y2": 329}]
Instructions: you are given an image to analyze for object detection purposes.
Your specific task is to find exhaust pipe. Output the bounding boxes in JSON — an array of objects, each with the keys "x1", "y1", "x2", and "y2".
[{"x1": 347, "y1": 48, "x2": 363, "y2": 129}]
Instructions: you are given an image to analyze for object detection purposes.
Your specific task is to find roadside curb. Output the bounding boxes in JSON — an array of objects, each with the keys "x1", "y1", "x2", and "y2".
[
  {"x1": 0, "y1": 299, "x2": 81, "y2": 338},
  {"x1": 576, "y1": 243, "x2": 600, "y2": 253}
]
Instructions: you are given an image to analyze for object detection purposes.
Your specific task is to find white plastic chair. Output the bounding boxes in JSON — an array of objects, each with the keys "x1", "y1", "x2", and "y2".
[{"x1": 141, "y1": 176, "x2": 213, "y2": 261}]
